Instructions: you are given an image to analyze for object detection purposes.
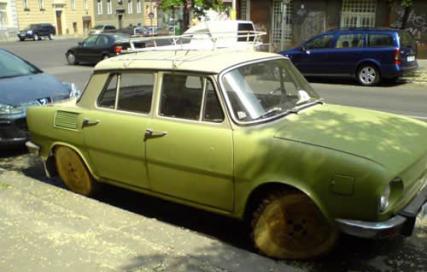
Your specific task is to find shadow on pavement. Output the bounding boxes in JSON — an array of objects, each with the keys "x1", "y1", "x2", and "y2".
[{"x1": 306, "y1": 76, "x2": 410, "y2": 87}]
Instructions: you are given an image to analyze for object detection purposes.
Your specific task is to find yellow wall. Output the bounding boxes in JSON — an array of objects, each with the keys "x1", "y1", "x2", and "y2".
[{"x1": 15, "y1": 0, "x2": 94, "y2": 36}]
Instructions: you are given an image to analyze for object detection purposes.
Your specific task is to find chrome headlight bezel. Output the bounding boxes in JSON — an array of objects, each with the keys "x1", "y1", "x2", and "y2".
[
  {"x1": 378, "y1": 177, "x2": 404, "y2": 213},
  {"x1": 379, "y1": 185, "x2": 391, "y2": 212}
]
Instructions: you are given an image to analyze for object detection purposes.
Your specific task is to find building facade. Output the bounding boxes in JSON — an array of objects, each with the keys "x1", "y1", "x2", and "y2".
[
  {"x1": 14, "y1": 0, "x2": 94, "y2": 36},
  {"x1": 238, "y1": 0, "x2": 427, "y2": 58},
  {"x1": 94, "y1": 0, "x2": 159, "y2": 29},
  {"x1": 0, "y1": 0, "x2": 19, "y2": 40}
]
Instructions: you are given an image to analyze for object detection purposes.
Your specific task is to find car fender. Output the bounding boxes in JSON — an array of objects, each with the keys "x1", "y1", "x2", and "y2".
[{"x1": 355, "y1": 58, "x2": 383, "y2": 75}]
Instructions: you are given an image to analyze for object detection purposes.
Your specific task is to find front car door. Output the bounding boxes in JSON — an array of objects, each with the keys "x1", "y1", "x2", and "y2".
[
  {"x1": 295, "y1": 34, "x2": 336, "y2": 75},
  {"x1": 146, "y1": 73, "x2": 234, "y2": 211},
  {"x1": 327, "y1": 32, "x2": 364, "y2": 76},
  {"x1": 82, "y1": 71, "x2": 155, "y2": 189},
  {"x1": 76, "y1": 35, "x2": 99, "y2": 62}
]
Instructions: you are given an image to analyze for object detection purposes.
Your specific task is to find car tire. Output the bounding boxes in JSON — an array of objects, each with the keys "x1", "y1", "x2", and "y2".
[
  {"x1": 33, "y1": 34, "x2": 40, "y2": 41},
  {"x1": 48, "y1": 33, "x2": 53, "y2": 40},
  {"x1": 19, "y1": 37, "x2": 25, "y2": 41},
  {"x1": 66, "y1": 52, "x2": 78, "y2": 65},
  {"x1": 102, "y1": 54, "x2": 109, "y2": 60},
  {"x1": 55, "y1": 146, "x2": 98, "y2": 196},
  {"x1": 357, "y1": 64, "x2": 381, "y2": 86},
  {"x1": 250, "y1": 191, "x2": 338, "y2": 260}
]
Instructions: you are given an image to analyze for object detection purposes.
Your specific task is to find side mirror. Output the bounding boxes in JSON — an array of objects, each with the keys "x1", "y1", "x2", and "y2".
[{"x1": 300, "y1": 46, "x2": 307, "y2": 51}]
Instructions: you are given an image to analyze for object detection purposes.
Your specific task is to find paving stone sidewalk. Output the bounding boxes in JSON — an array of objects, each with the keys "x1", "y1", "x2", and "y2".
[{"x1": 0, "y1": 169, "x2": 302, "y2": 272}]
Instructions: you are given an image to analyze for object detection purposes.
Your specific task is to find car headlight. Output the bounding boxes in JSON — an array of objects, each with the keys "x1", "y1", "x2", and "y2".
[
  {"x1": 379, "y1": 185, "x2": 391, "y2": 212},
  {"x1": 0, "y1": 103, "x2": 25, "y2": 118}
]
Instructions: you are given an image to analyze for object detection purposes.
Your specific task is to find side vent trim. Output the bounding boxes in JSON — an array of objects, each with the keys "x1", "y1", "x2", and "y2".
[{"x1": 54, "y1": 111, "x2": 79, "y2": 130}]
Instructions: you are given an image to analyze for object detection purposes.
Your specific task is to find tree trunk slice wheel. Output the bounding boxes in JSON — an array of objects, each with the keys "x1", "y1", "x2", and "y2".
[{"x1": 251, "y1": 192, "x2": 337, "y2": 260}]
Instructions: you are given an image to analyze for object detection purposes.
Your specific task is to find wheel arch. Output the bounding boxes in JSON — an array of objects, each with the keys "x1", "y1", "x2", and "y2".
[
  {"x1": 355, "y1": 59, "x2": 382, "y2": 78},
  {"x1": 45, "y1": 142, "x2": 99, "y2": 181},
  {"x1": 242, "y1": 181, "x2": 331, "y2": 224}
]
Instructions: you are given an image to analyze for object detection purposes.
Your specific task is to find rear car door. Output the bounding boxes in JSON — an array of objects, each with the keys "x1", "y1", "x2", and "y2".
[
  {"x1": 94, "y1": 34, "x2": 113, "y2": 62},
  {"x1": 145, "y1": 73, "x2": 234, "y2": 211},
  {"x1": 327, "y1": 32, "x2": 364, "y2": 76},
  {"x1": 82, "y1": 71, "x2": 155, "y2": 189}
]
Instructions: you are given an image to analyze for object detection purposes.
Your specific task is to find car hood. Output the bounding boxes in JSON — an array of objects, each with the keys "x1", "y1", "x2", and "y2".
[
  {"x1": 274, "y1": 104, "x2": 427, "y2": 172},
  {"x1": 0, "y1": 73, "x2": 70, "y2": 106}
]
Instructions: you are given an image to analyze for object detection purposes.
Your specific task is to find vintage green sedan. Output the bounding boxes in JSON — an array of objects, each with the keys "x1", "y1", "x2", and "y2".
[{"x1": 26, "y1": 50, "x2": 427, "y2": 260}]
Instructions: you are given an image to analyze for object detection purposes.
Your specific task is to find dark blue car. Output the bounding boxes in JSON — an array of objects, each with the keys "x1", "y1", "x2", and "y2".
[
  {"x1": 0, "y1": 49, "x2": 79, "y2": 146},
  {"x1": 280, "y1": 28, "x2": 418, "y2": 86}
]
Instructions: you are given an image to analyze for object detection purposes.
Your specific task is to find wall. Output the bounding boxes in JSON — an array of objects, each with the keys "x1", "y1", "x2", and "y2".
[{"x1": 94, "y1": 0, "x2": 148, "y2": 29}]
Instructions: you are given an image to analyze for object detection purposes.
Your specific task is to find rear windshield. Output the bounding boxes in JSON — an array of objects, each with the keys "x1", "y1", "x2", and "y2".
[
  {"x1": 367, "y1": 34, "x2": 394, "y2": 47},
  {"x1": 399, "y1": 31, "x2": 416, "y2": 48}
]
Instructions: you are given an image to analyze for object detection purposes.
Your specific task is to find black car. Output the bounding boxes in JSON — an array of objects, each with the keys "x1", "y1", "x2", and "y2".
[
  {"x1": 0, "y1": 49, "x2": 78, "y2": 146},
  {"x1": 17, "y1": 23, "x2": 56, "y2": 41},
  {"x1": 65, "y1": 33, "x2": 131, "y2": 65}
]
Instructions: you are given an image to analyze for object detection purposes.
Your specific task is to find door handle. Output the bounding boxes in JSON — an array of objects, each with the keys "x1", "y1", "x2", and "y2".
[
  {"x1": 144, "y1": 128, "x2": 167, "y2": 140},
  {"x1": 82, "y1": 118, "x2": 100, "y2": 128}
]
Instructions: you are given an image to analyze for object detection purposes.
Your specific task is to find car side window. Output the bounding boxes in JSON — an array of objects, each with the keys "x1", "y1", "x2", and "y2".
[
  {"x1": 304, "y1": 35, "x2": 334, "y2": 50},
  {"x1": 97, "y1": 72, "x2": 154, "y2": 114},
  {"x1": 203, "y1": 80, "x2": 224, "y2": 123},
  {"x1": 368, "y1": 34, "x2": 394, "y2": 47},
  {"x1": 95, "y1": 35, "x2": 110, "y2": 47},
  {"x1": 98, "y1": 74, "x2": 118, "y2": 109},
  {"x1": 117, "y1": 73, "x2": 154, "y2": 114},
  {"x1": 336, "y1": 34, "x2": 363, "y2": 48},
  {"x1": 83, "y1": 35, "x2": 98, "y2": 47}
]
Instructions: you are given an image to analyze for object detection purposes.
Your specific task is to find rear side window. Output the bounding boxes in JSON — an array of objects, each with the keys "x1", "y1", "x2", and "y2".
[
  {"x1": 98, "y1": 72, "x2": 154, "y2": 114},
  {"x1": 368, "y1": 34, "x2": 394, "y2": 47},
  {"x1": 336, "y1": 34, "x2": 363, "y2": 48},
  {"x1": 237, "y1": 23, "x2": 255, "y2": 41}
]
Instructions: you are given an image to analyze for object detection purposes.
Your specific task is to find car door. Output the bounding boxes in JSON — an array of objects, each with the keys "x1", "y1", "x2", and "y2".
[
  {"x1": 327, "y1": 32, "x2": 364, "y2": 76},
  {"x1": 76, "y1": 35, "x2": 99, "y2": 62},
  {"x1": 82, "y1": 71, "x2": 155, "y2": 189},
  {"x1": 295, "y1": 34, "x2": 335, "y2": 75},
  {"x1": 145, "y1": 73, "x2": 234, "y2": 211},
  {"x1": 94, "y1": 34, "x2": 112, "y2": 62}
]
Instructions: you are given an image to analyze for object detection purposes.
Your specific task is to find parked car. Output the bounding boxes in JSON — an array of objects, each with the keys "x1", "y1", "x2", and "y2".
[
  {"x1": 0, "y1": 48, "x2": 79, "y2": 146},
  {"x1": 26, "y1": 49, "x2": 427, "y2": 260},
  {"x1": 65, "y1": 33, "x2": 131, "y2": 65},
  {"x1": 280, "y1": 28, "x2": 418, "y2": 86},
  {"x1": 17, "y1": 23, "x2": 56, "y2": 41},
  {"x1": 89, "y1": 24, "x2": 116, "y2": 35}
]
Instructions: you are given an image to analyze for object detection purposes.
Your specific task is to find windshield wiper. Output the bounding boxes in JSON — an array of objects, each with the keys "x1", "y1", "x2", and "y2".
[
  {"x1": 255, "y1": 107, "x2": 300, "y2": 120},
  {"x1": 294, "y1": 98, "x2": 324, "y2": 112}
]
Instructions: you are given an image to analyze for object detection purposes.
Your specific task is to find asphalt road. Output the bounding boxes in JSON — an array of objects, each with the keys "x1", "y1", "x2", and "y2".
[{"x1": 1, "y1": 39, "x2": 427, "y2": 271}]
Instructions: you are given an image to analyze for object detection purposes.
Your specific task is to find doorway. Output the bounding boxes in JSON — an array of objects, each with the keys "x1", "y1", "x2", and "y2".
[{"x1": 56, "y1": 10, "x2": 63, "y2": 35}]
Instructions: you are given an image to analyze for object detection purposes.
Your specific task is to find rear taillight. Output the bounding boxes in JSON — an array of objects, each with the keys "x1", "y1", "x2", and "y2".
[
  {"x1": 393, "y1": 48, "x2": 401, "y2": 65},
  {"x1": 114, "y1": 46, "x2": 123, "y2": 54}
]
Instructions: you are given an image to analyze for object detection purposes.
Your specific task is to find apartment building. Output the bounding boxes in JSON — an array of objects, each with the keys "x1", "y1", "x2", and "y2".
[
  {"x1": 15, "y1": 0, "x2": 94, "y2": 36},
  {"x1": 0, "y1": 0, "x2": 19, "y2": 40}
]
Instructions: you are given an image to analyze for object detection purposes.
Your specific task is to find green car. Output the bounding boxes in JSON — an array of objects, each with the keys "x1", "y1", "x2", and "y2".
[{"x1": 26, "y1": 50, "x2": 427, "y2": 260}]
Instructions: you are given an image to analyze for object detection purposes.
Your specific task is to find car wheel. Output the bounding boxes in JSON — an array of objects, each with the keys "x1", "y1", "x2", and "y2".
[
  {"x1": 66, "y1": 52, "x2": 78, "y2": 65},
  {"x1": 33, "y1": 34, "x2": 40, "y2": 41},
  {"x1": 55, "y1": 146, "x2": 98, "y2": 196},
  {"x1": 357, "y1": 64, "x2": 381, "y2": 86},
  {"x1": 48, "y1": 33, "x2": 53, "y2": 40},
  {"x1": 19, "y1": 37, "x2": 24, "y2": 41},
  {"x1": 251, "y1": 191, "x2": 338, "y2": 260},
  {"x1": 102, "y1": 54, "x2": 109, "y2": 60}
]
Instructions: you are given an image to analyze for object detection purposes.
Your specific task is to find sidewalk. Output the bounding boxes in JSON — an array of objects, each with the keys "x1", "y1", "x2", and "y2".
[
  {"x1": 0, "y1": 169, "x2": 301, "y2": 272},
  {"x1": 401, "y1": 59, "x2": 427, "y2": 85}
]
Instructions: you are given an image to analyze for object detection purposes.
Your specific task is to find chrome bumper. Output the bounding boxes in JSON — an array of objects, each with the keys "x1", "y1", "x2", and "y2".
[
  {"x1": 336, "y1": 183, "x2": 427, "y2": 239},
  {"x1": 25, "y1": 141, "x2": 40, "y2": 156}
]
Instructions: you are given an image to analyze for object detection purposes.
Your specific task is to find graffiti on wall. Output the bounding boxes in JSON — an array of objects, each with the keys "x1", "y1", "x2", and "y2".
[
  {"x1": 391, "y1": 8, "x2": 427, "y2": 38},
  {"x1": 299, "y1": 11, "x2": 326, "y2": 42}
]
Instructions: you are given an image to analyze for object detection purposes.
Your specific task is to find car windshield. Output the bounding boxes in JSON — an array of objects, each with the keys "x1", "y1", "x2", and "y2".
[
  {"x1": 94, "y1": 25, "x2": 104, "y2": 30},
  {"x1": 221, "y1": 58, "x2": 320, "y2": 123},
  {"x1": 0, "y1": 50, "x2": 41, "y2": 79}
]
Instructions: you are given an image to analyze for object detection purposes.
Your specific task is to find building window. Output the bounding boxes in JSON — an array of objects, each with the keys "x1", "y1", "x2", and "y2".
[
  {"x1": 84, "y1": 0, "x2": 88, "y2": 10},
  {"x1": 38, "y1": 0, "x2": 45, "y2": 10},
  {"x1": 271, "y1": 0, "x2": 292, "y2": 51},
  {"x1": 136, "y1": 0, "x2": 141, "y2": 14},
  {"x1": 97, "y1": 0, "x2": 103, "y2": 15},
  {"x1": 0, "y1": 3, "x2": 7, "y2": 27},
  {"x1": 107, "y1": 0, "x2": 112, "y2": 14},
  {"x1": 23, "y1": 0, "x2": 29, "y2": 10},
  {"x1": 340, "y1": 0, "x2": 377, "y2": 28},
  {"x1": 128, "y1": 0, "x2": 133, "y2": 14},
  {"x1": 71, "y1": 0, "x2": 76, "y2": 10}
]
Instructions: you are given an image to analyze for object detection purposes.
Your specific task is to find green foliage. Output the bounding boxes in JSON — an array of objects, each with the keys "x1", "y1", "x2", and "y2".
[
  {"x1": 159, "y1": 0, "x2": 224, "y2": 13},
  {"x1": 400, "y1": 0, "x2": 413, "y2": 8}
]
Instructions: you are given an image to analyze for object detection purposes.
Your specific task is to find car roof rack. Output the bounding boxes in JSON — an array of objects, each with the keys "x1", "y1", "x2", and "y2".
[{"x1": 122, "y1": 30, "x2": 267, "y2": 53}]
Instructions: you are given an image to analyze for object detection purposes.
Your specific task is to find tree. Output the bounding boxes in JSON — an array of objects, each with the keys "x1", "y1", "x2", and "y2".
[
  {"x1": 400, "y1": 0, "x2": 414, "y2": 29},
  {"x1": 160, "y1": 0, "x2": 224, "y2": 32}
]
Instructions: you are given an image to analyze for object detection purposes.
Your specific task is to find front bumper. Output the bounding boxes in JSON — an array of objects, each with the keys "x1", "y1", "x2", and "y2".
[
  {"x1": 0, "y1": 118, "x2": 29, "y2": 146},
  {"x1": 336, "y1": 183, "x2": 427, "y2": 238}
]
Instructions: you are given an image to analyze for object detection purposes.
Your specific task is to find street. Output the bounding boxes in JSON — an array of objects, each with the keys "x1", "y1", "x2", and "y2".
[{"x1": 1, "y1": 39, "x2": 427, "y2": 272}]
